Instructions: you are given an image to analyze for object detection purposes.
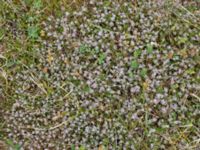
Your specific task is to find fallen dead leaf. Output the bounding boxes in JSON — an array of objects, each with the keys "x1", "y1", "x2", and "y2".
[
  {"x1": 0, "y1": 141, "x2": 7, "y2": 150},
  {"x1": 168, "y1": 52, "x2": 174, "y2": 59},
  {"x1": 47, "y1": 51, "x2": 54, "y2": 64},
  {"x1": 179, "y1": 50, "x2": 188, "y2": 58},
  {"x1": 40, "y1": 30, "x2": 45, "y2": 37},
  {"x1": 98, "y1": 145, "x2": 103, "y2": 150},
  {"x1": 42, "y1": 67, "x2": 48, "y2": 73}
]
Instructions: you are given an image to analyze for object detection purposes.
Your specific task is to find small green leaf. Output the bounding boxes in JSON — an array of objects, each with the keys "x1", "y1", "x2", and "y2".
[
  {"x1": 24, "y1": 0, "x2": 32, "y2": 5},
  {"x1": 0, "y1": 29, "x2": 5, "y2": 41},
  {"x1": 33, "y1": 0, "x2": 43, "y2": 9},
  {"x1": 15, "y1": 145, "x2": 21, "y2": 150},
  {"x1": 104, "y1": 1, "x2": 111, "y2": 7},
  {"x1": 131, "y1": 60, "x2": 139, "y2": 69},
  {"x1": 6, "y1": 139, "x2": 21, "y2": 150},
  {"x1": 171, "y1": 84, "x2": 179, "y2": 89},
  {"x1": 79, "y1": 44, "x2": 87, "y2": 53},
  {"x1": 70, "y1": 78, "x2": 81, "y2": 86},
  {"x1": 71, "y1": 145, "x2": 75, "y2": 150},
  {"x1": 83, "y1": 84, "x2": 91, "y2": 92},
  {"x1": 95, "y1": 47, "x2": 100, "y2": 53},
  {"x1": 156, "y1": 86, "x2": 164, "y2": 93},
  {"x1": 91, "y1": 47, "x2": 99, "y2": 55},
  {"x1": 134, "y1": 49, "x2": 141, "y2": 58},
  {"x1": 57, "y1": 26, "x2": 64, "y2": 33},
  {"x1": 79, "y1": 146, "x2": 86, "y2": 150},
  {"x1": 103, "y1": 138, "x2": 109, "y2": 145},
  {"x1": 171, "y1": 112, "x2": 177, "y2": 119},
  {"x1": 178, "y1": 37, "x2": 188, "y2": 44},
  {"x1": 128, "y1": 72, "x2": 134, "y2": 78},
  {"x1": 27, "y1": 16, "x2": 37, "y2": 23},
  {"x1": 140, "y1": 68, "x2": 147, "y2": 77},
  {"x1": 28, "y1": 26, "x2": 39, "y2": 39},
  {"x1": 147, "y1": 44, "x2": 153, "y2": 54},
  {"x1": 173, "y1": 55, "x2": 180, "y2": 60},
  {"x1": 98, "y1": 53, "x2": 106, "y2": 64},
  {"x1": 186, "y1": 69, "x2": 195, "y2": 75},
  {"x1": 99, "y1": 73, "x2": 106, "y2": 80}
]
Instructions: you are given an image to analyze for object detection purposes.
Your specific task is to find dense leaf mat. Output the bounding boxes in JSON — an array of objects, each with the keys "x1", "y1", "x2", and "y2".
[{"x1": 0, "y1": 0, "x2": 200, "y2": 149}]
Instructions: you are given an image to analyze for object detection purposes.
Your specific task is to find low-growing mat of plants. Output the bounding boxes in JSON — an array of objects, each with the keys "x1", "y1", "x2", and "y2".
[{"x1": 0, "y1": 0, "x2": 200, "y2": 149}]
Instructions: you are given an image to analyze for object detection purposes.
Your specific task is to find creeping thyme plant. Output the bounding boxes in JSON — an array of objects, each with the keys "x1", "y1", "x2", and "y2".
[{"x1": 0, "y1": 0, "x2": 200, "y2": 149}]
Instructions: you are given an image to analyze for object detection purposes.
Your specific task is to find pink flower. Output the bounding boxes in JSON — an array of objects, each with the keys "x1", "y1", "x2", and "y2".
[
  {"x1": 132, "y1": 113, "x2": 138, "y2": 120},
  {"x1": 153, "y1": 99, "x2": 160, "y2": 104}
]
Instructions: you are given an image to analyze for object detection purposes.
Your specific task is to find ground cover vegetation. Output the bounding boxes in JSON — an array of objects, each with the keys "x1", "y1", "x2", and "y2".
[{"x1": 0, "y1": 0, "x2": 200, "y2": 149}]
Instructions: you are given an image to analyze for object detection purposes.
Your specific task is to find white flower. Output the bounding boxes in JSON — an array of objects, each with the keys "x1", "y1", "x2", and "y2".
[
  {"x1": 131, "y1": 113, "x2": 138, "y2": 120},
  {"x1": 130, "y1": 86, "x2": 140, "y2": 93}
]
